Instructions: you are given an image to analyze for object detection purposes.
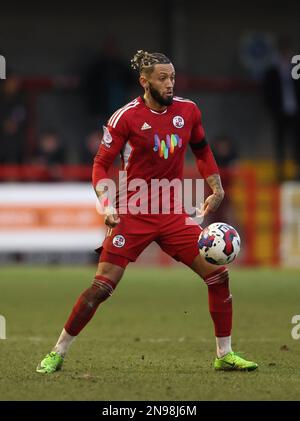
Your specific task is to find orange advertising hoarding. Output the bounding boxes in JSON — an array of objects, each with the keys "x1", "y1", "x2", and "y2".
[{"x1": 0, "y1": 184, "x2": 105, "y2": 251}]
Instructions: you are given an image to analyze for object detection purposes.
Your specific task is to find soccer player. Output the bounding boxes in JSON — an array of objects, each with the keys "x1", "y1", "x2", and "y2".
[{"x1": 37, "y1": 50, "x2": 258, "y2": 373}]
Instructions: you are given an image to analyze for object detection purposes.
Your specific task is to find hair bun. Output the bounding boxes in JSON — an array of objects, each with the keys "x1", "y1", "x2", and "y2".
[
  {"x1": 131, "y1": 50, "x2": 149, "y2": 71},
  {"x1": 130, "y1": 50, "x2": 171, "y2": 73}
]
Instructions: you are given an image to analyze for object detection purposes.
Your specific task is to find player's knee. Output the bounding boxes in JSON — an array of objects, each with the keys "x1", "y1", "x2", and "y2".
[
  {"x1": 82, "y1": 276, "x2": 116, "y2": 308},
  {"x1": 202, "y1": 266, "x2": 229, "y2": 286},
  {"x1": 97, "y1": 261, "x2": 125, "y2": 284},
  {"x1": 92, "y1": 275, "x2": 116, "y2": 302}
]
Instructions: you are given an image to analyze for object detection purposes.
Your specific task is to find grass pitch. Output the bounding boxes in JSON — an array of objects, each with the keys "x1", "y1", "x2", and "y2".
[{"x1": 1, "y1": 265, "x2": 300, "y2": 401}]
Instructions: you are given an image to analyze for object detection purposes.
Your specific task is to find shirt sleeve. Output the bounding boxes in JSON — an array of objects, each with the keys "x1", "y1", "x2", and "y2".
[
  {"x1": 92, "y1": 115, "x2": 129, "y2": 189},
  {"x1": 190, "y1": 103, "x2": 206, "y2": 146},
  {"x1": 189, "y1": 103, "x2": 219, "y2": 178}
]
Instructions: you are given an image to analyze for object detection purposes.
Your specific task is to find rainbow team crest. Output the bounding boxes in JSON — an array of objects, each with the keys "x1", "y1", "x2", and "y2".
[{"x1": 153, "y1": 134, "x2": 183, "y2": 159}]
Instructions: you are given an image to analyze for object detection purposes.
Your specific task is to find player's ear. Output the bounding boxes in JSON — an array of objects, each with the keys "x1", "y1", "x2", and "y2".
[{"x1": 139, "y1": 75, "x2": 149, "y2": 90}]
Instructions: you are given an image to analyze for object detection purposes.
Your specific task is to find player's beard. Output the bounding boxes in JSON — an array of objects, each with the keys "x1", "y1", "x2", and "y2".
[{"x1": 148, "y1": 83, "x2": 173, "y2": 106}]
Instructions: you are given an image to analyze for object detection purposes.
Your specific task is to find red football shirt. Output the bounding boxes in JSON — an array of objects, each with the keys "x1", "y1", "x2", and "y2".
[{"x1": 93, "y1": 96, "x2": 219, "y2": 213}]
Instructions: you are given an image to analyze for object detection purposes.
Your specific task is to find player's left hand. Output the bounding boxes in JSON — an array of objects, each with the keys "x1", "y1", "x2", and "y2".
[
  {"x1": 199, "y1": 190, "x2": 225, "y2": 217},
  {"x1": 103, "y1": 206, "x2": 120, "y2": 228}
]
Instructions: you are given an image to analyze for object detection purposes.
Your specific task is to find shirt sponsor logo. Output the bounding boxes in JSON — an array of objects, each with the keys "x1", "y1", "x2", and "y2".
[
  {"x1": 101, "y1": 125, "x2": 113, "y2": 148},
  {"x1": 112, "y1": 234, "x2": 126, "y2": 248},
  {"x1": 173, "y1": 115, "x2": 184, "y2": 128},
  {"x1": 153, "y1": 134, "x2": 182, "y2": 159}
]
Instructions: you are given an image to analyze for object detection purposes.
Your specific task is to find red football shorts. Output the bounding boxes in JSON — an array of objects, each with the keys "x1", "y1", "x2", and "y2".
[{"x1": 96, "y1": 213, "x2": 202, "y2": 268}]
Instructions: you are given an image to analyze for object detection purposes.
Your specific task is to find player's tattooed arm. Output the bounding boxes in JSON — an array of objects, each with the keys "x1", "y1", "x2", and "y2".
[
  {"x1": 201, "y1": 173, "x2": 225, "y2": 217},
  {"x1": 206, "y1": 173, "x2": 225, "y2": 198}
]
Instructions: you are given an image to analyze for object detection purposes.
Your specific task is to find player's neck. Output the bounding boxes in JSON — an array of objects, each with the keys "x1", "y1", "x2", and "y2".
[{"x1": 143, "y1": 93, "x2": 167, "y2": 113}]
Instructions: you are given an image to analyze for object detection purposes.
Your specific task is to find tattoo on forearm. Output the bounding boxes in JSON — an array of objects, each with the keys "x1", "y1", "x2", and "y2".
[
  {"x1": 206, "y1": 174, "x2": 224, "y2": 195},
  {"x1": 205, "y1": 174, "x2": 224, "y2": 212}
]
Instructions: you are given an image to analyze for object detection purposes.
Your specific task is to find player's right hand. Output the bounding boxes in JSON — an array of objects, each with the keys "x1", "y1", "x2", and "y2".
[{"x1": 103, "y1": 206, "x2": 120, "y2": 228}]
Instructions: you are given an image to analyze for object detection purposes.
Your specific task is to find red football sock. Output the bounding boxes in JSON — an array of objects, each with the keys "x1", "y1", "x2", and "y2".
[
  {"x1": 64, "y1": 275, "x2": 116, "y2": 336},
  {"x1": 203, "y1": 267, "x2": 232, "y2": 337}
]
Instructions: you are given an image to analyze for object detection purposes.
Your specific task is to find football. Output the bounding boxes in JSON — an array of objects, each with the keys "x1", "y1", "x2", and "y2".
[{"x1": 198, "y1": 222, "x2": 241, "y2": 265}]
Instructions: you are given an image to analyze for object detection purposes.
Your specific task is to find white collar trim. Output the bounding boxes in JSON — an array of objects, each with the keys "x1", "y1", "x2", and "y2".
[{"x1": 149, "y1": 108, "x2": 168, "y2": 114}]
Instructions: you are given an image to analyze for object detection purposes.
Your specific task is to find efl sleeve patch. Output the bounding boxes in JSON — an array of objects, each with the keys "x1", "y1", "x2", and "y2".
[{"x1": 101, "y1": 126, "x2": 113, "y2": 148}]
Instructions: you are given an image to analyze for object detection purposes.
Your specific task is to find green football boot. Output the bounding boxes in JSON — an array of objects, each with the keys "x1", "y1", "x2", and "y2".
[
  {"x1": 214, "y1": 351, "x2": 258, "y2": 371},
  {"x1": 36, "y1": 351, "x2": 64, "y2": 374}
]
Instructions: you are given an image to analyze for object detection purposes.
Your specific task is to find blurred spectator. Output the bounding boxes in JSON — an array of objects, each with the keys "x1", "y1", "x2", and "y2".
[
  {"x1": 81, "y1": 130, "x2": 100, "y2": 165},
  {"x1": 81, "y1": 37, "x2": 136, "y2": 127},
  {"x1": 0, "y1": 76, "x2": 27, "y2": 164},
  {"x1": 34, "y1": 131, "x2": 66, "y2": 180},
  {"x1": 35, "y1": 131, "x2": 65, "y2": 165},
  {"x1": 208, "y1": 135, "x2": 239, "y2": 224},
  {"x1": 263, "y1": 36, "x2": 300, "y2": 181},
  {"x1": 212, "y1": 134, "x2": 239, "y2": 169}
]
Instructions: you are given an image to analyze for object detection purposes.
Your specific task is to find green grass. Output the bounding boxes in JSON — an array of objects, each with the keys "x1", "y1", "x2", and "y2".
[{"x1": 1, "y1": 265, "x2": 300, "y2": 401}]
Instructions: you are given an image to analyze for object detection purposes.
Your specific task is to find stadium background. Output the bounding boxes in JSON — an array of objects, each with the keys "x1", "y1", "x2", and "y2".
[{"x1": 1, "y1": 0, "x2": 300, "y2": 401}]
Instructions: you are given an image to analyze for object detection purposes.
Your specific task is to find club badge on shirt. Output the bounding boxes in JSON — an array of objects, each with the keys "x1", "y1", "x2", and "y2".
[{"x1": 173, "y1": 116, "x2": 184, "y2": 128}]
